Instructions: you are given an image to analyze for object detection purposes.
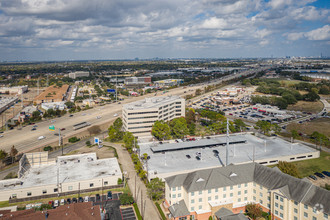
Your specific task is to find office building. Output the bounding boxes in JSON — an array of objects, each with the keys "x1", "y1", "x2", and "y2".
[
  {"x1": 122, "y1": 96, "x2": 185, "y2": 137},
  {"x1": 124, "y1": 77, "x2": 151, "y2": 87},
  {"x1": 165, "y1": 163, "x2": 330, "y2": 220},
  {"x1": 68, "y1": 71, "x2": 90, "y2": 79}
]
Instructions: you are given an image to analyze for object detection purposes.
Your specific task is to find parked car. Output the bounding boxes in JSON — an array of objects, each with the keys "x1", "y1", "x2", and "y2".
[
  {"x1": 48, "y1": 201, "x2": 54, "y2": 206},
  {"x1": 31, "y1": 128, "x2": 36, "y2": 131},
  {"x1": 60, "y1": 199, "x2": 65, "y2": 205},
  {"x1": 78, "y1": 197, "x2": 84, "y2": 203},
  {"x1": 84, "y1": 196, "x2": 89, "y2": 202},
  {"x1": 186, "y1": 155, "x2": 191, "y2": 159},
  {"x1": 72, "y1": 198, "x2": 77, "y2": 203},
  {"x1": 66, "y1": 198, "x2": 72, "y2": 204},
  {"x1": 321, "y1": 171, "x2": 330, "y2": 177},
  {"x1": 196, "y1": 156, "x2": 201, "y2": 160},
  {"x1": 314, "y1": 172, "x2": 325, "y2": 179},
  {"x1": 309, "y1": 175, "x2": 317, "y2": 180},
  {"x1": 60, "y1": 128, "x2": 66, "y2": 131},
  {"x1": 107, "y1": 191, "x2": 112, "y2": 200},
  {"x1": 54, "y1": 200, "x2": 59, "y2": 207},
  {"x1": 38, "y1": 136, "x2": 45, "y2": 140},
  {"x1": 69, "y1": 114, "x2": 73, "y2": 117},
  {"x1": 96, "y1": 194, "x2": 101, "y2": 201}
]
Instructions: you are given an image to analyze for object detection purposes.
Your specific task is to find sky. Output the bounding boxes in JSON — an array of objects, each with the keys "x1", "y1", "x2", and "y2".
[{"x1": 0, "y1": 0, "x2": 329, "y2": 61}]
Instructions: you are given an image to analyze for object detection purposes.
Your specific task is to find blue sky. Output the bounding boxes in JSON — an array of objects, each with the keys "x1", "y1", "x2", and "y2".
[{"x1": 0, "y1": 0, "x2": 329, "y2": 61}]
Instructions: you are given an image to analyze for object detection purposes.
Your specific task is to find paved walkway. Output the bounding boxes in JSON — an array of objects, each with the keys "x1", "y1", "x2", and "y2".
[{"x1": 106, "y1": 142, "x2": 161, "y2": 220}]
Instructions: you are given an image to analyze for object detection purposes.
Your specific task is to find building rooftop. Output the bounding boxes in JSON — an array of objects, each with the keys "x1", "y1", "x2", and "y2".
[
  {"x1": 33, "y1": 85, "x2": 69, "y2": 102},
  {"x1": 123, "y1": 95, "x2": 183, "y2": 110},
  {"x1": 0, "y1": 153, "x2": 121, "y2": 191}
]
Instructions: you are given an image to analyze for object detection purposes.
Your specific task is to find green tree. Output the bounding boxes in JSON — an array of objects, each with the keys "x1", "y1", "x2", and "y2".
[
  {"x1": 169, "y1": 117, "x2": 189, "y2": 139},
  {"x1": 291, "y1": 130, "x2": 299, "y2": 142},
  {"x1": 0, "y1": 150, "x2": 8, "y2": 160},
  {"x1": 151, "y1": 120, "x2": 171, "y2": 141},
  {"x1": 303, "y1": 91, "x2": 320, "y2": 101},
  {"x1": 195, "y1": 89, "x2": 202, "y2": 96},
  {"x1": 246, "y1": 203, "x2": 262, "y2": 220},
  {"x1": 113, "y1": 117, "x2": 123, "y2": 130},
  {"x1": 10, "y1": 145, "x2": 18, "y2": 164},
  {"x1": 185, "y1": 108, "x2": 196, "y2": 124},
  {"x1": 65, "y1": 101, "x2": 75, "y2": 109},
  {"x1": 119, "y1": 192, "x2": 134, "y2": 205},
  {"x1": 271, "y1": 124, "x2": 281, "y2": 135},
  {"x1": 310, "y1": 131, "x2": 329, "y2": 147},
  {"x1": 108, "y1": 125, "x2": 118, "y2": 142},
  {"x1": 123, "y1": 132, "x2": 136, "y2": 153},
  {"x1": 277, "y1": 161, "x2": 300, "y2": 178},
  {"x1": 147, "y1": 177, "x2": 165, "y2": 201},
  {"x1": 234, "y1": 119, "x2": 247, "y2": 132},
  {"x1": 255, "y1": 120, "x2": 272, "y2": 135}
]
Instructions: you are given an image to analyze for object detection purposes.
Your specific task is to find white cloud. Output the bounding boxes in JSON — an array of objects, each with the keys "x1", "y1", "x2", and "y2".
[{"x1": 286, "y1": 25, "x2": 330, "y2": 41}]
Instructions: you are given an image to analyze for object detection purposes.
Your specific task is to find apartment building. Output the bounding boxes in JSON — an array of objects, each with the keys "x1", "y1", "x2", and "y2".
[
  {"x1": 164, "y1": 163, "x2": 329, "y2": 220},
  {"x1": 122, "y1": 96, "x2": 185, "y2": 137}
]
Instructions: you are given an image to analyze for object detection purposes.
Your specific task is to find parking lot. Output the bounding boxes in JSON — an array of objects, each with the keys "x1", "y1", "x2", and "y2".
[{"x1": 121, "y1": 207, "x2": 136, "y2": 220}]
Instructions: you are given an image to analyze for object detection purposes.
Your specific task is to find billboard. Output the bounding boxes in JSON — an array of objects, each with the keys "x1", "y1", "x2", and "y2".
[
  {"x1": 107, "y1": 89, "x2": 116, "y2": 93},
  {"x1": 49, "y1": 125, "x2": 55, "y2": 131}
]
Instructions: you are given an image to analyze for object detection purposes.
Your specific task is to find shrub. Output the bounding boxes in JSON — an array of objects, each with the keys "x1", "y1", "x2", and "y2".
[
  {"x1": 43, "y1": 146, "x2": 53, "y2": 151},
  {"x1": 119, "y1": 192, "x2": 134, "y2": 205},
  {"x1": 86, "y1": 140, "x2": 91, "y2": 146},
  {"x1": 117, "y1": 178, "x2": 122, "y2": 185},
  {"x1": 68, "y1": 137, "x2": 80, "y2": 143},
  {"x1": 155, "y1": 202, "x2": 166, "y2": 220},
  {"x1": 133, "y1": 203, "x2": 142, "y2": 220}
]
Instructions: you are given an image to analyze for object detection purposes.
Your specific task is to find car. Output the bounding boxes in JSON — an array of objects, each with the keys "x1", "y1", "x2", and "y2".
[
  {"x1": 78, "y1": 197, "x2": 84, "y2": 203},
  {"x1": 0, "y1": 135, "x2": 3, "y2": 138},
  {"x1": 33, "y1": 125, "x2": 38, "y2": 127},
  {"x1": 114, "y1": 113, "x2": 118, "y2": 117},
  {"x1": 54, "y1": 133, "x2": 59, "y2": 136},
  {"x1": 213, "y1": 150, "x2": 219, "y2": 154},
  {"x1": 31, "y1": 128, "x2": 36, "y2": 131},
  {"x1": 60, "y1": 128, "x2": 66, "y2": 131},
  {"x1": 69, "y1": 115, "x2": 74, "y2": 117},
  {"x1": 66, "y1": 198, "x2": 72, "y2": 204},
  {"x1": 309, "y1": 175, "x2": 317, "y2": 180},
  {"x1": 107, "y1": 191, "x2": 113, "y2": 200},
  {"x1": 196, "y1": 156, "x2": 201, "y2": 160},
  {"x1": 38, "y1": 136, "x2": 45, "y2": 140},
  {"x1": 314, "y1": 172, "x2": 325, "y2": 179},
  {"x1": 322, "y1": 171, "x2": 330, "y2": 177},
  {"x1": 72, "y1": 198, "x2": 77, "y2": 203},
  {"x1": 118, "y1": 102, "x2": 121, "y2": 104},
  {"x1": 60, "y1": 199, "x2": 65, "y2": 205},
  {"x1": 96, "y1": 116, "x2": 102, "y2": 119},
  {"x1": 84, "y1": 196, "x2": 89, "y2": 202},
  {"x1": 48, "y1": 200, "x2": 54, "y2": 206},
  {"x1": 186, "y1": 155, "x2": 191, "y2": 159},
  {"x1": 96, "y1": 194, "x2": 101, "y2": 201},
  {"x1": 54, "y1": 200, "x2": 59, "y2": 207}
]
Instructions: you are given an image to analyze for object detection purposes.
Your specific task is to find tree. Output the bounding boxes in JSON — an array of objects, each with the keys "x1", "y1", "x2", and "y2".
[
  {"x1": 169, "y1": 117, "x2": 189, "y2": 139},
  {"x1": 255, "y1": 121, "x2": 272, "y2": 135},
  {"x1": 10, "y1": 146, "x2": 18, "y2": 164},
  {"x1": 123, "y1": 132, "x2": 136, "y2": 153},
  {"x1": 303, "y1": 91, "x2": 320, "y2": 101},
  {"x1": 277, "y1": 161, "x2": 300, "y2": 178},
  {"x1": 185, "y1": 108, "x2": 196, "y2": 124},
  {"x1": 65, "y1": 101, "x2": 75, "y2": 109},
  {"x1": 195, "y1": 89, "x2": 202, "y2": 96},
  {"x1": 151, "y1": 120, "x2": 171, "y2": 141},
  {"x1": 271, "y1": 124, "x2": 281, "y2": 135},
  {"x1": 0, "y1": 150, "x2": 8, "y2": 160},
  {"x1": 310, "y1": 131, "x2": 329, "y2": 147},
  {"x1": 234, "y1": 119, "x2": 246, "y2": 132},
  {"x1": 147, "y1": 177, "x2": 165, "y2": 201},
  {"x1": 119, "y1": 192, "x2": 134, "y2": 205},
  {"x1": 87, "y1": 125, "x2": 101, "y2": 136},
  {"x1": 291, "y1": 130, "x2": 299, "y2": 142},
  {"x1": 246, "y1": 203, "x2": 262, "y2": 220},
  {"x1": 108, "y1": 125, "x2": 117, "y2": 142}
]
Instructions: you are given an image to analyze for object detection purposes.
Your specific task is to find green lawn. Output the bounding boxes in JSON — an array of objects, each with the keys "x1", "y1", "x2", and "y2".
[{"x1": 292, "y1": 151, "x2": 330, "y2": 178}]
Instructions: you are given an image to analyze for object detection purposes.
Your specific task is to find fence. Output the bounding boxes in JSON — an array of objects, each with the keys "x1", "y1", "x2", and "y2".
[{"x1": 9, "y1": 184, "x2": 124, "y2": 203}]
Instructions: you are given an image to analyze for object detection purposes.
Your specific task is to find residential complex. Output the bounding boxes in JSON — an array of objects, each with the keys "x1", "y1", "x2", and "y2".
[
  {"x1": 165, "y1": 163, "x2": 330, "y2": 220},
  {"x1": 0, "y1": 152, "x2": 122, "y2": 202},
  {"x1": 122, "y1": 95, "x2": 185, "y2": 137},
  {"x1": 68, "y1": 71, "x2": 90, "y2": 79}
]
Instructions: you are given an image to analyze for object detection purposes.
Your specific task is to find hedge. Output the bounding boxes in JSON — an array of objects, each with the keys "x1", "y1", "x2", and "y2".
[
  {"x1": 155, "y1": 202, "x2": 166, "y2": 220},
  {"x1": 133, "y1": 203, "x2": 142, "y2": 220}
]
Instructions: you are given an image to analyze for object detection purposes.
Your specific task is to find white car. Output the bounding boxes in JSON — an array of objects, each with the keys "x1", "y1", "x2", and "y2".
[
  {"x1": 96, "y1": 116, "x2": 102, "y2": 119},
  {"x1": 38, "y1": 136, "x2": 45, "y2": 140},
  {"x1": 114, "y1": 113, "x2": 118, "y2": 117},
  {"x1": 0, "y1": 135, "x2": 3, "y2": 138}
]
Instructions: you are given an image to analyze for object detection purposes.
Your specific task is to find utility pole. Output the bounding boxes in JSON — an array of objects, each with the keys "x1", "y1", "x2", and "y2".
[
  {"x1": 115, "y1": 75, "x2": 118, "y2": 102},
  {"x1": 226, "y1": 118, "x2": 229, "y2": 166},
  {"x1": 37, "y1": 77, "x2": 40, "y2": 96}
]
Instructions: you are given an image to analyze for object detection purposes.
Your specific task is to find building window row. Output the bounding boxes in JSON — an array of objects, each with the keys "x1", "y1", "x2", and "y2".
[
  {"x1": 128, "y1": 126, "x2": 153, "y2": 130},
  {"x1": 128, "y1": 121, "x2": 156, "y2": 125},
  {"x1": 128, "y1": 116, "x2": 158, "y2": 120},
  {"x1": 128, "y1": 111, "x2": 158, "y2": 115}
]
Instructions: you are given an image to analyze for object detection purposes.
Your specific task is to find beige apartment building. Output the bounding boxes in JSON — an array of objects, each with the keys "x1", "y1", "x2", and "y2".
[
  {"x1": 122, "y1": 96, "x2": 185, "y2": 137},
  {"x1": 0, "y1": 152, "x2": 122, "y2": 202},
  {"x1": 164, "y1": 163, "x2": 329, "y2": 220}
]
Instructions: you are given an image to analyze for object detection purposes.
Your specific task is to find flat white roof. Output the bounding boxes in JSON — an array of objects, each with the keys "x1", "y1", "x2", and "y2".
[
  {"x1": 123, "y1": 95, "x2": 183, "y2": 110},
  {"x1": 0, "y1": 153, "x2": 122, "y2": 191}
]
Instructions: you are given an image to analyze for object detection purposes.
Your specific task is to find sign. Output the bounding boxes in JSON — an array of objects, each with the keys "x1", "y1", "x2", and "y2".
[
  {"x1": 107, "y1": 89, "x2": 116, "y2": 93},
  {"x1": 49, "y1": 125, "x2": 55, "y2": 131},
  {"x1": 94, "y1": 137, "x2": 99, "y2": 144}
]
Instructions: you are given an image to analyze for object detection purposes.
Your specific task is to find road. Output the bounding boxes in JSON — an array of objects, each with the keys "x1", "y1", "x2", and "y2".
[{"x1": 0, "y1": 67, "x2": 267, "y2": 154}]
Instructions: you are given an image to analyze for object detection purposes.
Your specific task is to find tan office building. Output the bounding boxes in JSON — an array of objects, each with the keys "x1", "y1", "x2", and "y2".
[
  {"x1": 122, "y1": 96, "x2": 185, "y2": 137},
  {"x1": 164, "y1": 163, "x2": 330, "y2": 220}
]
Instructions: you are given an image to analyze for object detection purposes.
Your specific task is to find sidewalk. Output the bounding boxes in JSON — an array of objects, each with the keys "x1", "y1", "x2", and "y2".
[{"x1": 106, "y1": 142, "x2": 161, "y2": 220}]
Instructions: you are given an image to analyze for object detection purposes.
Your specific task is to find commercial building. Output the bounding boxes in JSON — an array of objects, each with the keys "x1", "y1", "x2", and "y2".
[
  {"x1": 0, "y1": 97, "x2": 18, "y2": 114},
  {"x1": 154, "y1": 79, "x2": 184, "y2": 87},
  {"x1": 124, "y1": 77, "x2": 151, "y2": 87},
  {"x1": 139, "y1": 133, "x2": 319, "y2": 181},
  {"x1": 68, "y1": 71, "x2": 90, "y2": 79},
  {"x1": 122, "y1": 96, "x2": 185, "y2": 137},
  {"x1": 165, "y1": 163, "x2": 330, "y2": 220},
  {"x1": 0, "y1": 86, "x2": 28, "y2": 95},
  {"x1": 0, "y1": 152, "x2": 122, "y2": 202},
  {"x1": 41, "y1": 101, "x2": 66, "y2": 111},
  {"x1": 33, "y1": 85, "x2": 69, "y2": 104}
]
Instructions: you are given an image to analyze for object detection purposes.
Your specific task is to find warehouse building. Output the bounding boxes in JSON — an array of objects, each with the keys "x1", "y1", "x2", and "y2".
[
  {"x1": 139, "y1": 133, "x2": 319, "y2": 181},
  {"x1": 122, "y1": 96, "x2": 185, "y2": 137},
  {"x1": 0, "y1": 152, "x2": 122, "y2": 202},
  {"x1": 124, "y1": 77, "x2": 151, "y2": 87},
  {"x1": 164, "y1": 163, "x2": 330, "y2": 220},
  {"x1": 154, "y1": 79, "x2": 184, "y2": 88}
]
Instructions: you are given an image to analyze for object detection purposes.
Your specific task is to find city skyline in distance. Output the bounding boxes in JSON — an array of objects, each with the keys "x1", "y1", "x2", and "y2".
[{"x1": 0, "y1": 0, "x2": 329, "y2": 61}]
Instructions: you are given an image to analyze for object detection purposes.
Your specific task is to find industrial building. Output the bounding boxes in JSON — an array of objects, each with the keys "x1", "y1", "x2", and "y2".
[
  {"x1": 68, "y1": 71, "x2": 90, "y2": 79},
  {"x1": 0, "y1": 86, "x2": 28, "y2": 95},
  {"x1": 164, "y1": 163, "x2": 330, "y2": 220},
  {"x1": 33, "y1": 85, "x2": 69, "y2": 104},
  {"x1": 0, "y1": 152, "x2": 122, "y2": 202},
  {"x1": 122, "y1": 96, "x2": 185, "y2": 137},
  {"x1": 124, "y1": 77, "x2": 151, "y2": 87},
  {"x1": 139, "y1": 133, "x2": 319, "y2": 181},
  {"x1": 154, "y1": 79, "x2": 184, "y2": 88}
]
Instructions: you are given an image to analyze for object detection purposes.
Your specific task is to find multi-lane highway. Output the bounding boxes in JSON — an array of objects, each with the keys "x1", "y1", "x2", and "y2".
[{"x1": 0, "y1": 67, "x2": 267, "y2": 153}]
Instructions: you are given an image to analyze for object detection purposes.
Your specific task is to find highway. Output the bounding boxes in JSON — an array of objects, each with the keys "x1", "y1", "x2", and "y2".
[{"x1": 0, "y1": 67, "x2": 267, "y2": 154}]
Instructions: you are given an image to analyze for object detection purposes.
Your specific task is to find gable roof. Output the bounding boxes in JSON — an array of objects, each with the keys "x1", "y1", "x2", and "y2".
[
  {"x1": 215, "y1": 207, "x2": 249, "y2": 220},
  {"x1": 168, "y1": 200, "x2": 190, "y2": 218}
]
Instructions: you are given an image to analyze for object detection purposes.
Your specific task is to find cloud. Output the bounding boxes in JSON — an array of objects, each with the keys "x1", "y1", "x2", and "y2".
[{"x1": 286, "y1": 25, "x2": 330, "y2": 41}]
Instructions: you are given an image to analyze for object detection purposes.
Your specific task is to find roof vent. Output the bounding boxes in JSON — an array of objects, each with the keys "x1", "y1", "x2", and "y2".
[
  {"x1": 196, "y1": 178, "x2": 205, "y2": 182},
  {"x1": 229, "y1": 172, "x2": 237, "y2": 177}
]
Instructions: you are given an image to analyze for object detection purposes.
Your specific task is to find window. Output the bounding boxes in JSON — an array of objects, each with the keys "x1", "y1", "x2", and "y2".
[
  {"x1": 275, "y1": 210, "x2": 278, "y2": 215},
  {"x1": 199, "y1": 191, "x2": 202, "y2": 195},
  {"x1": 313, "y1": 208, "x2": 317, "y2": 213},
  {"x1": 245, "y1": 183, "x2": 248, "y2": 187},
  {"x1": 304, "y1": 212, "x2": 308, "y2": 218},
  {"x1": 253, "y1": 196, "x2": 256, "y2": 201},
  {"x1": 294, "y1": 208, "x2": 298, "y2": 213},
  {"x1": 294, "y1": 201, "x2": 298, "y2": 205},
  {"x1": 215, "y1": 195, "x2": 218, "y2": 200},
  {"x1": 27, "y1": 192, "x2": 32, "y2": 196},
  {"x1": 275, "y1": 195, "x2": 279, "y2": 200},
  {"x1": 268, "y1": 196, "x2": 270, "y2": 201},
  {"x1": 68, "y1": 186, "x2": 73, "y2": 190},
  {"x1": 199, "y1": 198, "x2": 202, "y2": 202},
  {"x1": 280, "y1": 205, "x2": 283, "y2": 210},
  {"x1": 208, "y1": 189, "x2": 211, "y2": 194},
  {"x1": 230, "y1": 186, "x2": 233, "y2": 190},
  {"x1": 238, "y1": 198, "x2": 241, "y2": 202},
  {"x1": 215, "y1": 188, "x2": 218, "y2": 192},
  {"x1": 260, "y1": 200, "x2": 263, "y2": 204},
  {"x1": 304, "y1": 204, "x2": 308, "y2": 210},
  {"x1": 267, "y1": 204, "x2": 270, "y2": 208},
  {"x1": 191, "y1": 207, "x2": 194, "y2": 211},
  {"x1": 223, "y1": 194, "x2": 226, "y2": 198},
  {"x1": 42, "y1": 190, "x2": 47, "y2": 194},
  {"x1": 172, "y1": 194, "x2": 176, "y2": 198},
  {"x1": 324, "y1": 213, "x2": 328, "y2": 219},
  {"x1": 253, "y1": 183, "x2": 256, "y2": 187},
  {"x1": 90, "y1": 183, "x2": 94, "y2": 187},
  {"x1": 178, "y1": 186, "x2": 181, "y2": 190},
  {"x1": 199, "y1": 205, "x2": 202, "y2": 210},
  {"x1": 280, "y1": 197, "x2": 284, "y2": 202},
  {"x1": 244, "y1": 190, "x2": 248, "y2": 194},
  {"x1": 191, "y1": 192, "x2": 194, "y2": 196},
  {"x1": 312, "y1": 217, "x2": 317, "y2": 220},
  {"x1": 238, "y1": 184, "x2": 241, "y2": 188},
  {"x1": 178, "y1": 193, "x2": 181, "y2": 198},
  {"x1": 238, "y1": 191, "x2": 241, "y2": 195},
  {"x1": 275, "y1": 203, "x2": 279, "y2": 208},
  {"x1": 260, "y1": 192, "x2": 263, "y2": 197},
  {"x1": 208, "y1": 197, "x2": 211, "y2": 201},
  {"x1": 54, "y1": 188, "x2": 58, "y2": 192},
  {"x1": 12, "y1": 194, "x2": 17, "y2": 199},
  {"x1": 294, "y1": 217, "x2": 298, "y2": 220},
  {"x1": 253, "y1": 189, "x2": 256, "y2": 194},
  {"x1": 191, "y1": 199, "x2": 195, "y2": 204},
  {"x1": 223, "y1": 187, "x2": 226, "y2": 191},
  {"x1": 230, "y1": 193, "x2": 233, "y2": 197},
  {"x1": 280, "y1": 213, "x2": 283, "y2": 218},
  {"x1": 172, "y1": 187, "x2": 176, "y2": 191},
  {"x1": 244, "y1": 197, "x2": 247, "y2": 201},
  {"x1": 104, "y1": 181, "x2": 108, "y2": 186},
  {"x1": 260, "y1": 185, "x2": 263, "y2": 190}
]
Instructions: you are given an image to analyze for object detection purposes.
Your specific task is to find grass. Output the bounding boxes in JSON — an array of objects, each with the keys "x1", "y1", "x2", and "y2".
[
  {"x1": 155, "y1": 202, "x2": 166, "y2": 220},
  {"x1": 133, "y1": 203, "x2": 142, "y2": 220},
  {"x1": 286, "y1": 117, "x2": 330, "y2": 137},
  {"x1": 291, "y1": 151, "x2": 330, "y2": 178},
  {"x1": 0, "y1": 186, "x2": 129, "y2": 208},
  {"x1": 287, "y1": 100, "x2": 324, "y2": 113}
]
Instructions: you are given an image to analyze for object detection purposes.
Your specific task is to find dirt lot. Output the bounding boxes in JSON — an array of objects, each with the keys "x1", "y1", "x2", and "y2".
[
  {"x1": 67, "y1": 145, "x2": 116, "y2": 159},
  {"x1": 287, "y1": 100, "x2": 324, "y2": 113},
  {"x1": 287, "y1": 117, "x2": 330, "y2": 137}
]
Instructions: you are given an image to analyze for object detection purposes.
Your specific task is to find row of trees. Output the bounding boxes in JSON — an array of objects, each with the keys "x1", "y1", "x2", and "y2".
[
  {"x1": 0, "y1": 146, "x2": 19, "y2": 169},
  {"x1": 254, "y1": 120, "x2": 281, "y2": 135}
]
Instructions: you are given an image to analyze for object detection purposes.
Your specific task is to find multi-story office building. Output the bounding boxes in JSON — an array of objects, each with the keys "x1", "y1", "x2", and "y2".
[
  {"x1": 164, "y1": 163, "x2": 329, "y2": 220},
  {"x1": 68, "y1": 71, "x2": 90, "y2": 79},
  {"x1": 122, "y1": 96, "x2": 185, "y2": 137}
]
